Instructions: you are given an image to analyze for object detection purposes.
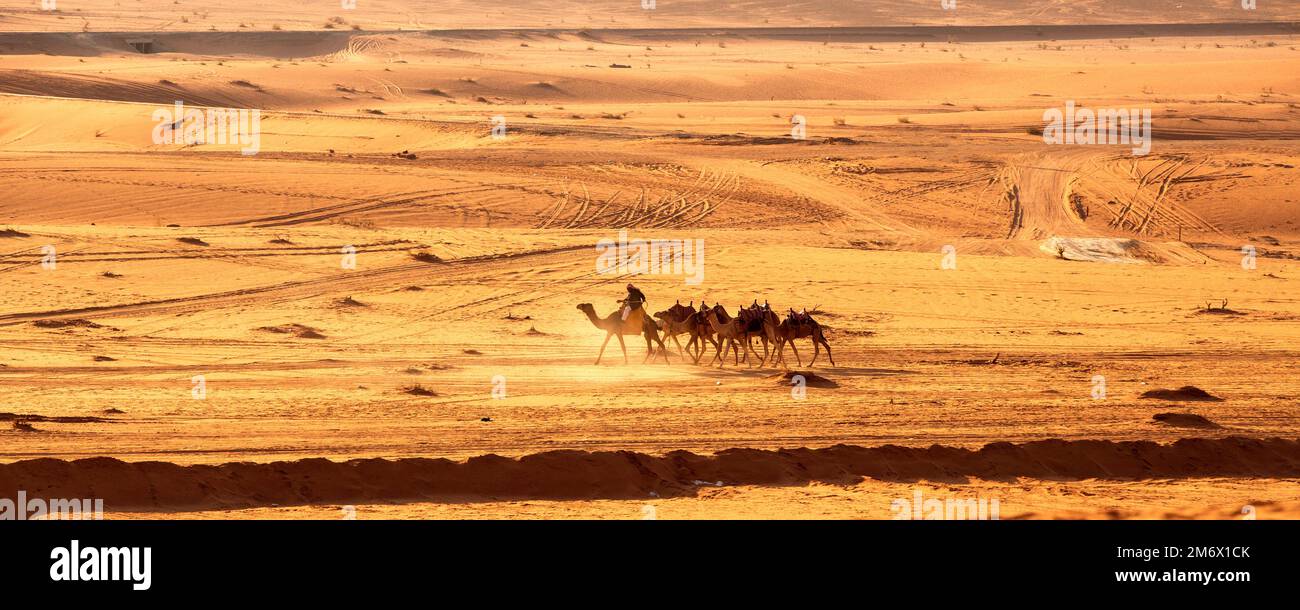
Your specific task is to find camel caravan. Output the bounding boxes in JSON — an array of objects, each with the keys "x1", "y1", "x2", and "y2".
[{"x1": 577, "y1": 283, "x2": 834, "y2": 368}]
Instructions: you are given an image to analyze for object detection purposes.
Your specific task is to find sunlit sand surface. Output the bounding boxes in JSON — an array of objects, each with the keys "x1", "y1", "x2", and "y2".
[{"x1": 2, "y1": 1, "x2": 1299, "y2": 518}]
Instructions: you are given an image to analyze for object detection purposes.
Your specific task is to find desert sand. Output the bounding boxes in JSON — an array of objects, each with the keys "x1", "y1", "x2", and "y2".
[{"x1": 1, "y1": 1, "x2": 1299, "y2": 519}]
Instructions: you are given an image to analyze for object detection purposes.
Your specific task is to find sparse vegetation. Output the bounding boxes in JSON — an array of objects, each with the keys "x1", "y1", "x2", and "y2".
[{"x1": 401, "y1": 385, "x2": 437, "y2": 397}]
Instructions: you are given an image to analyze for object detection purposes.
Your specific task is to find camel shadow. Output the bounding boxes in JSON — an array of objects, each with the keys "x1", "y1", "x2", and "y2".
[
  {"x1": 804, "y1": 366, "x2": 914, "y2": 378},
  {"x1": 683, "y1": 364, "x2": 915, "y2": 381}
]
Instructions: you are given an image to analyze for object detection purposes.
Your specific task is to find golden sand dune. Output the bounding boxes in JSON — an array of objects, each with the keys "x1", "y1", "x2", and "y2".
[
  {"x1": 4, "y1": 437, "x2": 1298, "y2": 510},
  {"x1": 3, "y1": 0, "x2": 1299, "y2": 32}
]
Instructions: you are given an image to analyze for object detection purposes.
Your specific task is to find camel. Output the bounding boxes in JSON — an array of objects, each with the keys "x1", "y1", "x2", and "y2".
[
  {"x1": 685, "y1": 308, "x2": 722, "y2": 364},
  {"x1": 699, "y1": 304, "x2": 739, "y2": 365},
  {"x1": 663, "y1": 300, "x2": 696, "y2": 321},
  {"x1": 654, "y1": 302, "x2": 718, "y2": 364},
  {"x1": 773, "y1": 310, "x2": 835, "y2": 367},
  {"x1": 703, "y1": 304, "x2": 765, "y2": 367},
  {"x1": 577, "y1": 303, "x2": 670, "y2": 365},
  {"x1": 736, "y1": 300, "x2": 781, "y2": 366},
  {"x1": 652, "y1": 310, "x2": 693, "y2": 358}
]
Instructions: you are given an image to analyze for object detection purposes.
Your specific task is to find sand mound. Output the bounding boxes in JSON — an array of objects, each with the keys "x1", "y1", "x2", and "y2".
[
  {"x1": 402, "y1": 385, "x2": 437, "y2": 397},
  {"x1": 411, "y1": 252, "x2": 444, "y2": 263},
  {"x1": 1194, "y1": 307, "x2": 1246, "y2": 317},
  {"x1": 1040, "y1": 237, "x2": 1158, "y2": 264},
  {"x1": 1153, "y1": 413, "x2": 1222, "y2": 429},
  {"x1": 3, "y1": 437, "x2": 1297, "y2": 510},
  {"x1": 1140, "y1": 386, "x2": 1224, "y2": 401},
  {"x1": 0, "y1": 69, "x2": 239, "y2": 107},
  {"x1": 770, "y1": 371, "x2": 839, "y2": 388},
  {"x1": 0, "y1": 413, "x2": 112, "y2": 424},
  {"x1": 31, "y1": 319, "x2": 104, "y2": 330},
  {"x1": 256, "y1": 324, "x2": 326, "y2": 339}
]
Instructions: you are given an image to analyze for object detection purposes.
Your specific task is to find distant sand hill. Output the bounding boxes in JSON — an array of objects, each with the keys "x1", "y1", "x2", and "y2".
[{"x1": 1, "y1": 0, "x2": 1298, "y2": 32}]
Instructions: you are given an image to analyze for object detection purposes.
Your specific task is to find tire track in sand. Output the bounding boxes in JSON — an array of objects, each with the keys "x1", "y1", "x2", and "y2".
[
  {"x1": 0, "y1": 245, "x2": 589, "y2": 328},
  {"x1": 1001, "y1": 150, "x2": 1094, "y2": 240}
]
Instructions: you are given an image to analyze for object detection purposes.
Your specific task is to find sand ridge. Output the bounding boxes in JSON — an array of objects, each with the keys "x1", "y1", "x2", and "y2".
[
  {"x1": 2, "y1": 3, "x2": 1300, "y2": 519},
  {"x1": 4, "y1": 436, "x2": 1300, "y2": 511}
]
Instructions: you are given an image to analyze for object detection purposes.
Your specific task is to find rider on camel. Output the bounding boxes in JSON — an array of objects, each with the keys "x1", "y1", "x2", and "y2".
[{"x1": 620, "y1": 283, "x2": 647, "y2": 321}]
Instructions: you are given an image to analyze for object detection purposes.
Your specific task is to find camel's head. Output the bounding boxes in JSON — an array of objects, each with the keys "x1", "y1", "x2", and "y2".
[
  {"x1": 576, "y1": 303, "x2": 594, "y2": 313},
  {"x1": 653, "y1": 310, "x2": 670, "y2": 320},
  {"x1": 706, "y1": 303, "x2": 729, "y2": 321}
]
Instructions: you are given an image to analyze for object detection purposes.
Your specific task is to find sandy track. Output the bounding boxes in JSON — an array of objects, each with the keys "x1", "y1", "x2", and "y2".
[
  {"x1": 1001, "y1": 150, "x2": 1094, "y2": 240},
  {"x1": 0, "y1": 244, "x2": 590, "y2": 327}
]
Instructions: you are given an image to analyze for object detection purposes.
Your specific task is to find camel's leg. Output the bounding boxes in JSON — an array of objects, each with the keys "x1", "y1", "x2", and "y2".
[
  {"x1": 641, "y1": 324, "x2": 669, "y2": 364},
  {"x1": 595, "y1": 332, "x2": 613, "y2": 365},
  {"x1": 740, "y1": 334, "x2": 756, "y2": 367},
  {"x1": 742, "y1": 335, "x2": 757, "y2": 364},
  {"x1": 699, "y1": 333, "x2": 716, "y2": 364},
  {"x1": 671, "y1": 333, "x2": 686, "y2": 357},
  {"x1": 693, "y1": 333, "x2": 709, "y2": 364},
  {"x1": 809, "y1": 337, "x2": 820, "y2": 367},
  {"x1": 706, "y1": 334, "x2": 723, "y2": 365},
  {"x1": 744, "y1": 335, "x2": 763, "y2": 368},
  {"x1": 789, "y1": 339, "x2": 804, "y2": 368},
  {"x1": 767, "y1": 327, "x2": 781, "y2": 365},
  {"x1": 654, "y1": 334, "x2": 671, "y2": 364},
  {"x1": 642, "y1": 330, "x2": 661, "y2": 364},
  {"x1": 616, "y1": 333, "x2": 628, "y2": 364},
  {"x1": 718, "y1": 337, "x2": 734, "y2": 368},
  {"x1": 818, "y1": 332, "x2": 835, "y2": 367}
]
